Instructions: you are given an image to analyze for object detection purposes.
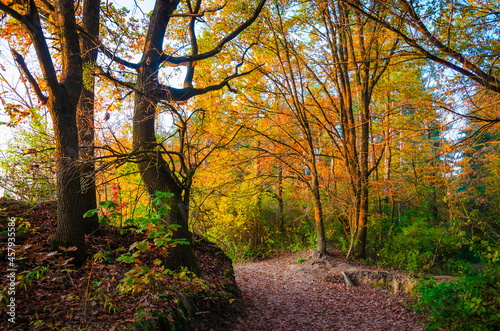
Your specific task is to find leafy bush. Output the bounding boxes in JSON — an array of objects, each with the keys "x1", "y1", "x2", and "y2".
[
  {"x1": 377, "y1": 219, "x2": 461, "y2": 273},
  {"x1": 86, "y1": 191, "x2": 195, "y2": 295},
  {"x1": 414, "y1": 264, "x2": 500, "y2": 330}
]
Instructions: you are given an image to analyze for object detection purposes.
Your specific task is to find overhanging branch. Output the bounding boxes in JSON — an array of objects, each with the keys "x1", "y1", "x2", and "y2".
[
  {"x1": 340, "y1": 0, "x2": 500, "y2": 94},
  {"x1": 169, "y1": 2, "x2": 226, "y2": 17},
  {"x1": 159, "y1": 0, "x2": 266, "y2": 65},
  {"x1": 76, "y1": 25, "x2": 140, "y2": 69},
  {"x1": 11, "y1": 49, "x2": 48, "y2": 104},
  {"x1": 154, "y1": 65, "x2": 262, "y2": 102}
]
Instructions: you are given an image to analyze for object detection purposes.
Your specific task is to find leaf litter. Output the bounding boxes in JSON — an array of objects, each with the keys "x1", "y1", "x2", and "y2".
[
  {"x1": 0, "y1": 198, "x2": 240, "y2": 330},
  {"x1": 1, "y1": 198, "x2": 427, "y2": 330},
  {"x1": 232, "y1": 250, "x2": 426, "y2": 330}
]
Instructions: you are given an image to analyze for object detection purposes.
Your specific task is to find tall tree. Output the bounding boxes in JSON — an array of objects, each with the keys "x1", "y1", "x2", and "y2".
[
  {"x1": 77, "y1": 0, "x2": 100, "y2": 233},
  {"x1": 300, "y1": 0, "x2": 397, "y2": 257},
  {"x1": 98, "y1": 0, "x2": 267, "y2": 272},
  {"x1": 1, "y1": 0, "x2": 87, "y2": 263},
  {"x1": 245, "y1": 1, "x2": 328, "y2": 255}
]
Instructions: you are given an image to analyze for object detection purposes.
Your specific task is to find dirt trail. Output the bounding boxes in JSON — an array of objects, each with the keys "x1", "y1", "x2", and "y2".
[{"x1": 231, "y1": 249, "x2": 426, "y2": 331}]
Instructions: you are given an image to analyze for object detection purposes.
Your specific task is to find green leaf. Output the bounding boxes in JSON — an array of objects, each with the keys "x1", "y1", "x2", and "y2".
[{"x1": 83, "y1": 209, "x2": 98, "y2": 218}]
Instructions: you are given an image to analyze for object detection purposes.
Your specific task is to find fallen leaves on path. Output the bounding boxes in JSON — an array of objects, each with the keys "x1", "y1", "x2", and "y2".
[{"x1": 232, "y1": 250, "x2": 426, "y2": 331}]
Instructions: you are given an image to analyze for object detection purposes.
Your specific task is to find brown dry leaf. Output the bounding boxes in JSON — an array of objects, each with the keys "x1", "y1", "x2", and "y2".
[{"x1": 232, "y1": 250, "x2": 426, "y2": 331}]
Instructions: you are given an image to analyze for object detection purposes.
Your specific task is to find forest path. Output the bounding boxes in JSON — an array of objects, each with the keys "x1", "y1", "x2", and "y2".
[{"x1": 231, "y1": 249, "x2": 425, "y2": 331}]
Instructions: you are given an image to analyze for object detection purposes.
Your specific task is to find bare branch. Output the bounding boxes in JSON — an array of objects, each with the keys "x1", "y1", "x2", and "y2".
[
  {"x1": 160, "y1": 0, "x2": 266, "y2": 65},
  {"x1": 0, "y1": 2, "x2": 27, "y2": 26},
  {"x1": 11, "y1": 49, "x2": 48, "y2": 104},
  {"x1": 1, "y1": 0, "x2": 60, "y2": 94},
  {"x1": 169, "y1": 2, "x2": 226, "y2": 17},
  {"x1": 95, "y1": 67, "x2": 136, "y2": 91},
  {"x1": 76, "y1": 25, "x2": 140, "y2": 69},
  {"x1": 154, "y1": 65, "x2": 262, "y2": 102},
  {"x1": 183, "y1": 0, "x2": 202, "y2": 88},
  {"x1": 341, "y1": 0, "x2": 500, "y2": 93}
]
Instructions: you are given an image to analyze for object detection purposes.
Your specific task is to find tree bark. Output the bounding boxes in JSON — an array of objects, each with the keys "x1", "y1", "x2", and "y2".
[
  {"x1": 52, "y1": 99, "x2": 86, "y2": 265},
  {"x1": 312, "y1": 173, "x2": 326, "y2": 255},
  {"x1": 277, "y1": 163, "x2": 285, "y2": 232},
  {"x1": 134, "y1": 150, "x2": 200, "y2": 273},
  {"x1": 77, "y1": 0, "x2": 100, "y2": 234},
  {"x1": 355, "y1": 91, "x2": 370, "y2": 258},
  {"x1": 132, "y1": 0, "x2": 200, "y2": 274},
  {"x1": 2, "y1": 0, "x2": 88, "y2": 264},
  {"x1": 1, "y1": 0, "x2": 89, "y2": 264},
  {"x1": 50, "y1": 0, "x2": 86, "y2": 265}
]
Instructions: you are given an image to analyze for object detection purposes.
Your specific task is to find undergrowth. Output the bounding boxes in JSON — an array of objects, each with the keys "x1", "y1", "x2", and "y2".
[
  {"x1": 412, "y1": 241, "x2": 500, "y2": 330},
  {"x1": 413, "y1": 265, "x2": 500, "y2": 330}
]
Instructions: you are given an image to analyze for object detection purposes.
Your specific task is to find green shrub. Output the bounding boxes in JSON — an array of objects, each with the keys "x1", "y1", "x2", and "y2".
[
  {"x1": 192, "y1": 181, "x2": 317, "y2": 261},
  {"x1": 377, "y1": 219, "x2": 461, "y2": 273},
  {"x1": 414, "y1": 264, "x2": 500, "y2": 330}
]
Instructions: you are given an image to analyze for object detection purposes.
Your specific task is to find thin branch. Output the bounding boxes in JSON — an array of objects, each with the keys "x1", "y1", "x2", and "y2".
[
  {"x1": 1, "y1": 0, "x2": 60, "y2": 95},
  {"x1": 11, "y1": 49, "x2": 48, "y2": 104},
  {"x1": 76, "y1": 25, "x2": 140, "y2": 69},
  {"x1": 154, "y1": 65, "x2": 262, "y2": 101},
  {"x1": 159, "y1": 0, "x2": 267, "y2": 65},
  {"x1": 39, "y1": 0, "x2": 55, "y2": 13},
  {"x1": 0, "y1": 2, "x2": 28, "y2": 27},
  {"x1": 341, "y1": 0, "x2": 500, "y2": 93},
  {"x1": 169, "y1": 2, "x2": 226, "y2": 17}
]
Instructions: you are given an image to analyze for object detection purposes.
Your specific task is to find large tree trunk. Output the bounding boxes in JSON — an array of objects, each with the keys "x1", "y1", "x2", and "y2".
[
  {"x1": 129, "y1": 0, "x2": 265, "y2": 272},
  {"x1": 77, "y1": 0, "x2": 100, "y2": 234},
  {"x1": 354, "y1": 92, "x2": 370, "y2": 258},
  {"x1": 141, "y1": 160, "x2": 199, "y2": 273},
  {"x1": 133, "y1": 91, "x2": 200, "y2": 274},
  {"x1": 131, "y1": 0, "x2": 199, "y2": 274},
  {"x1": 52, "y1": 100, "x2": 86, "y2": 265},
  {"x1": 136, "y1": 159, "x2": 200, "y2": 274},
  {"x1": 48, "y1": 0, "x2": 86, "y2": 265}
]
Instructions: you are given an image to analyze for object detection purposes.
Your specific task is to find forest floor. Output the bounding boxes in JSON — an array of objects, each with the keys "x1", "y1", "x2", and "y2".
[
  {"x1": 231, "y1": 249, "x2": 427, "y2": 331},
  {"x1": 1, "y1": 198, "x2": 430, "y2": 330},
  {"x1": 0, "y1": 198, "x2": 241, "y2": 330}
]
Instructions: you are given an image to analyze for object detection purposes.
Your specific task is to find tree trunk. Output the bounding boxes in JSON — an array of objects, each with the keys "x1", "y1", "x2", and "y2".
[
  {"x1": 52, "y1": 99, "x2": 86, "y2": 265},
  {"x1": 312, "y1": 173, "x2": 326, "y2": 255},
  {"x1": 131, "y1": 0, "x2": 199, "y2": 274},
  {"x1": 375, "y1": 165, "x2": 382, "y2": 214},
  {"x1": 133, "y1": 107, "x2": 200, "y2": 273},
  {"x1": 78, "y1": 0, "x2": 100, "y2": 234},
  {"x1": 277, "y1": 164, "x2": 285, "y2": 232},
  {"x1": 49, "y1": 0, "x2": 86, "y2": 265},
  {"x1": 355, "y1": 179, "x2": 368, "y2": 258},
  {"x1": 384, "y1": 91, "x2": 392, "y2": 182},
  {"x1": 331, "y1": 157, "x2": 337, "y2": 195},
  {"x1": 354, "y1": 93, "x2": 370, "y2": 258},
  {"x1": 135, "y1": 152, "x2": 200, "y2": 274},
  {"x1": 164, "y1": 193, "x2": 199, "y2": 274}
]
